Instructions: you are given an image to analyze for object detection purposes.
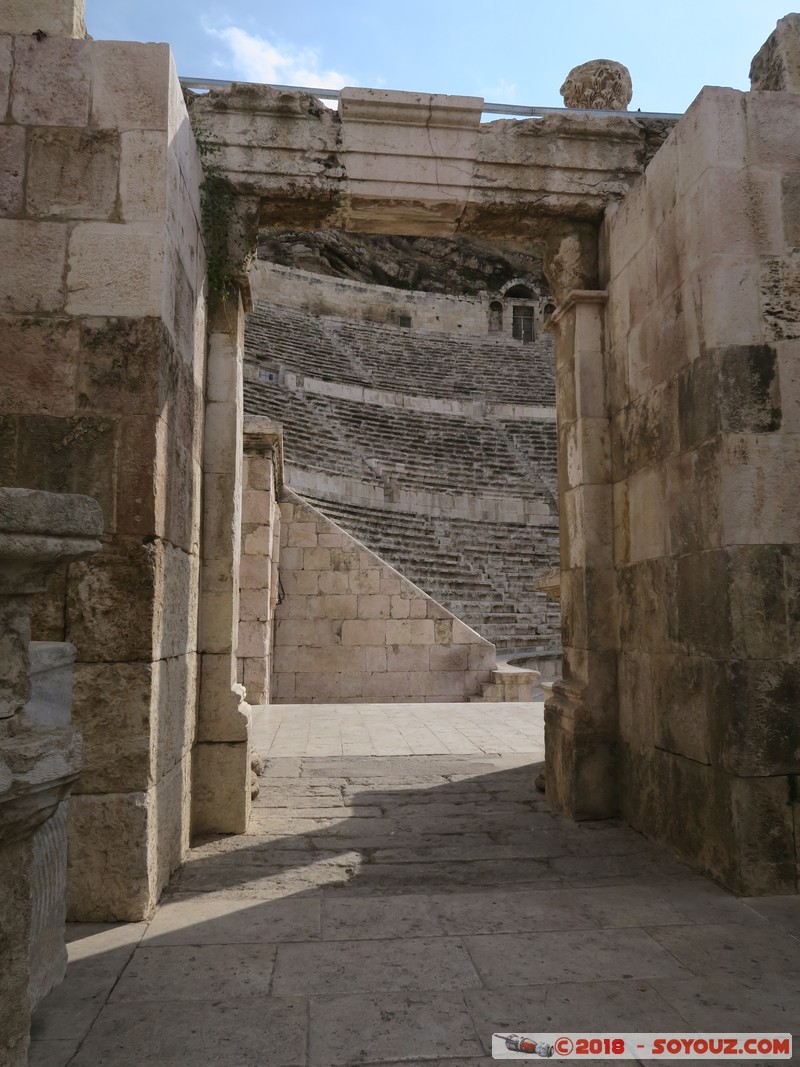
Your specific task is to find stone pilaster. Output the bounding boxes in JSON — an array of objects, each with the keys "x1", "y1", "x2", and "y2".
[
  {"x1": 193, "y1": 297, "x2": 252, "y2": 834},
  {"x1": 238, "y1": 417, "x2": 283, "y2": 705},
  {"x1": 544, "y1": 291, "x2": 618, "y2": 819}
]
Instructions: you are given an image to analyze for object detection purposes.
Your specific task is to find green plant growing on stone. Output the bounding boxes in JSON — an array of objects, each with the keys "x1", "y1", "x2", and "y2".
[{"x1": 192, "y1": 116, "x2": 239, "y2": 302}]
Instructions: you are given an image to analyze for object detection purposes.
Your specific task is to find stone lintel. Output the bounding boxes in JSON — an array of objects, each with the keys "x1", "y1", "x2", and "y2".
[{"x1": 339, "y1": 87, "x2": 484, "y2": 129}]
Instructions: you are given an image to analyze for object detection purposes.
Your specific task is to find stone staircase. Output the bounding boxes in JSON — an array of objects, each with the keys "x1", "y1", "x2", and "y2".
[
  {"x1": 243, "y1": 298, "x2": 562, "y2": 661},
  {"x1": 246, "y1": 301, "x2": 556, "y2": 404}
]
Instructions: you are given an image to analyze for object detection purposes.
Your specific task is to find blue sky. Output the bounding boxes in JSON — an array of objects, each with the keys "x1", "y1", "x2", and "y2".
[{"x1": 87, "y1": 1, "x2": 793, "y2": 114}]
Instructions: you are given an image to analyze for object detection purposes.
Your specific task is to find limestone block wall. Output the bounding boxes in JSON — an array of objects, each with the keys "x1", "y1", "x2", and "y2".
[
  {"x1": 273, "y1": 491, "x2": 496, "y2": 702},
  {"x1": 602, "y1": 85, "x2": 800, "y2": 894},
  {"x1": 0, "y1": 32, "x2": 207, "y2": 918},
  {"x1": 250, "y1": 262, "x2": 551, "y2": 338}
]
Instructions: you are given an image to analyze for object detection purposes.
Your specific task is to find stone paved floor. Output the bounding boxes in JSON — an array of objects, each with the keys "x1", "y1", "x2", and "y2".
[{"x1": 29, "y1": 702, "x2": 800, "y2": 1066}]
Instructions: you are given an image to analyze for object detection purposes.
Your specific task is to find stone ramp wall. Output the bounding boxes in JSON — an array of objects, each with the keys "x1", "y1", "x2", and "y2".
[
  {"x1": 305, "y1": 497, "x2": 561, "y2": 655},
  {"x1": 273, "y1": 491, "x2": 496, "y2": 703}
]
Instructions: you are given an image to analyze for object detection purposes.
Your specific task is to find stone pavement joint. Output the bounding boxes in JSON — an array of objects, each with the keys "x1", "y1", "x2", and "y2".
[{"x1": 29, "y1": 703, "x2": 800, "y2": 1066}]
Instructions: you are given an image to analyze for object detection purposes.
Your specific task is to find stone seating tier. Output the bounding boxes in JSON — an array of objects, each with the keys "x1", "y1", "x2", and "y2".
[
  {"x1": 306, "y1": 497, "x2": 561, "y2": 653},
  {"x1": 245, "y1": 302, "x2": 556, "y2": 405},
  {"x1": 243, "y1": 380, "x2": 558, "y2": 503}
]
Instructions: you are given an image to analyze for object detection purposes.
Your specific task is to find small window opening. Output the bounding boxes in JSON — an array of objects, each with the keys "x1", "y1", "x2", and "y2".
[
  {"x1": 398, "y1": 315, "x2": 412, "y2": 328},
  {"x1": 512, "y1": 306, "x2": 534, "y2": 343},
  {"x1": 258, "y1": 368, "x2": 279, "y2": 383}
]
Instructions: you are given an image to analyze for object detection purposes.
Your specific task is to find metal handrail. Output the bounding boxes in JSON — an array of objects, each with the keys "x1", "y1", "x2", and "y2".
[{"x1": 179, "y1": 77, "x2": 683, "y2": 121}]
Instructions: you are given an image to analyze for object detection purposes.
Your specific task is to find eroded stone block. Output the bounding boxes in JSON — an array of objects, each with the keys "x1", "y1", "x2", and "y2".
[
  {"x1": 11, "y1": 36, "x2": 90, "y2": 127},
  {"x1": 27, "y1": 128, "x2": 120, "y2": 220},
  {"x1": 67, "y1": 791, "x2": 153, "y2": 921},
  {"x1": 0, "y1": 318, "x2": 80, "y2": 418},
  {"x1": 0, "y1": 220, "x2": 67, "y2": 314},
  {"x1": 192, "y1": 742, "x2": 251, "y2": 834}
]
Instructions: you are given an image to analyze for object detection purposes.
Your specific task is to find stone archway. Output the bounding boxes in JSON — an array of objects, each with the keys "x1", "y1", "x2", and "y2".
[{"x1": 190, "y1": 63, "x2": 800, "y2": 894}]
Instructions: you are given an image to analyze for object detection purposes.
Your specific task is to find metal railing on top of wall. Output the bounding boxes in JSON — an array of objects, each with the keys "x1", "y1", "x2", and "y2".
[{"x1": 179, "y1": 77, "x2": 683, "y2": 121}]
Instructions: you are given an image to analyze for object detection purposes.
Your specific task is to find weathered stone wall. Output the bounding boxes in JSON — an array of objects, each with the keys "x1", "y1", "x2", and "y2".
[
  {"x1": 273, "y1": 492, "x2": 496, "y2": 702},
  {"x1": 250, "y1": 262, "x2": 550, "y2": 338},
  {"x1": 601, "y1": 85, "x2": 800, "y2": 894},
  {"x1": 0, "y1": 32, "x2": 207, "y2": 919}
]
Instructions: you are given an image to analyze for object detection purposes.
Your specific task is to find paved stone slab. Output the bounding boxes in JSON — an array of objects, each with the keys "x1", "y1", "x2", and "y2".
[
  {"x1": 261, "y1": 757, "x2": 302, "y2": 777},
  {"x1": 33, "y1": 709, "x2": 800, "y2": 1065},
  {"x1": 69, "y1": 999, "x2": 307, "y2": 1066},
  {"x1": 172, "y1": 855, "x2": 364, "y2": 895},
  {"x1": 562, "y1": 882, "x2": 757, "y2": 928},
  {"x1": 646, "y1": 922, "x2": 800, "y2": 975},
  {"x1": 464, "y1": 928, "x2": 690, "y2": 987},
  {"x1": 430, "y1": 888, "x2": 597, "y2": 935},
  {"x1": 548, "y1": 851, "x2": 696, "y2": 884},
  {"x1": 27, "y1": 1040, "x2": 81, "y2": 1067},
  {"x1": 273, "y1": 936, "x2": 482, "y2": 995},
  {"x1": 30, "y1": 976, "x2": 114, "y2": 1041},
  {"x1": 650, "y1": 971, "x2": 800, "y2": 1031},
  {"x1": 321, "y1": 896, "x2": 445, "y2": 940},
  {"x1": 64, "y1": 922, "x2": 148, "y2": 978},
  {"x1": 308, "y1": 992, "x2": 484, "y2": 1065},
  {"x1": 341, "y1": 858, "x2": 561, "y2": 892},
  {"x1": 465, "y1": 980, "x2": 690, "y2": 1052},
  {"x1": 142, "y1": 896, "x2": 320, "y2": 945},
  {"x1": 109, "y1": 944, "x2": 277, "y2": 1002},
  {"x1": 741, "y1": 895, "x2": 800, "y2": 938}
]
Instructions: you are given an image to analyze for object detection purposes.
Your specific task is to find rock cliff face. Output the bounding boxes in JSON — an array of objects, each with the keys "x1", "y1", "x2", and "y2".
[{"x1": 257, "y1": 231, "x2": 548, "y2": 295}]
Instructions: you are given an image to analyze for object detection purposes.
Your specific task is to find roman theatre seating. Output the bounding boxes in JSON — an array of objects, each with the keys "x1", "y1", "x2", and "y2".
[{"x1": 244, "y1": 286, "x2": 561, "y2": 669}]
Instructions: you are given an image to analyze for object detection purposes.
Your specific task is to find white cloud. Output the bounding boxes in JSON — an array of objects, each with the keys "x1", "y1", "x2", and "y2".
[
  {"x1": 481, "y1": 79, "x2": 519, "y2": 103},
  {"x1": 203, "y1": 21, "x2": 351, "y2": 90}
]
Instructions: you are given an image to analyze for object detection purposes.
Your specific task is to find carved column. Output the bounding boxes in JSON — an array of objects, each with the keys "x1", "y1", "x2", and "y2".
[
  {"x1": 545, "y1": 290, "x2": 619, "y2": 819},
  {"x1": 0, "y1": 487, "x2": 102, "y2": 1067}
]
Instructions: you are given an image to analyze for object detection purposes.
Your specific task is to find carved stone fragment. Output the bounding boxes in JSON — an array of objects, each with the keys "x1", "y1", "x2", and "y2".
[{"x1": 560, "y1": 59, "x2": 633, "y2": 111}]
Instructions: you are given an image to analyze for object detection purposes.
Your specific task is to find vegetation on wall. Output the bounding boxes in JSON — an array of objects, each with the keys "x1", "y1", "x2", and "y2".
[{"x1": 191, "y1": 117, "x2": 240, "y2": 302}]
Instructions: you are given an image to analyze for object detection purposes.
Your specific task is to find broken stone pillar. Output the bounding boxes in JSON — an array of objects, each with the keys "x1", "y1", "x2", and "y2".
[
  {"x1": 193, "y1": 297, "x2": 253, "y2": 834},
  {"x1": 545, "y1": 290, "x2": 618, "y2": 819},
  {"x1": 0, "y1": 0, "x2": 86, "y2": 38},
  {"x1": 0, "y1": 487, "x2": 102, "y2": 1067},
  {"x1": 750, "y1": 13, "x2": 800, "y2": 91},
  {"x1": 238, "y1": 417, "x2": 283, "y2": 705}
]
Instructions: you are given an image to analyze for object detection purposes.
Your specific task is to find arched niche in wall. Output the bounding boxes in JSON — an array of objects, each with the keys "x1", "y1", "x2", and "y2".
[{"x1": 488, "y1": 300, "x2": 503, "y2": 333}]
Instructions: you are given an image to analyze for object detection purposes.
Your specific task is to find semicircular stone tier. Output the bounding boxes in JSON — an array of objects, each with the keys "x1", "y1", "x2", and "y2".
[{"x1": 244, "y1": 301, "x2": 562, "y2": 655}]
